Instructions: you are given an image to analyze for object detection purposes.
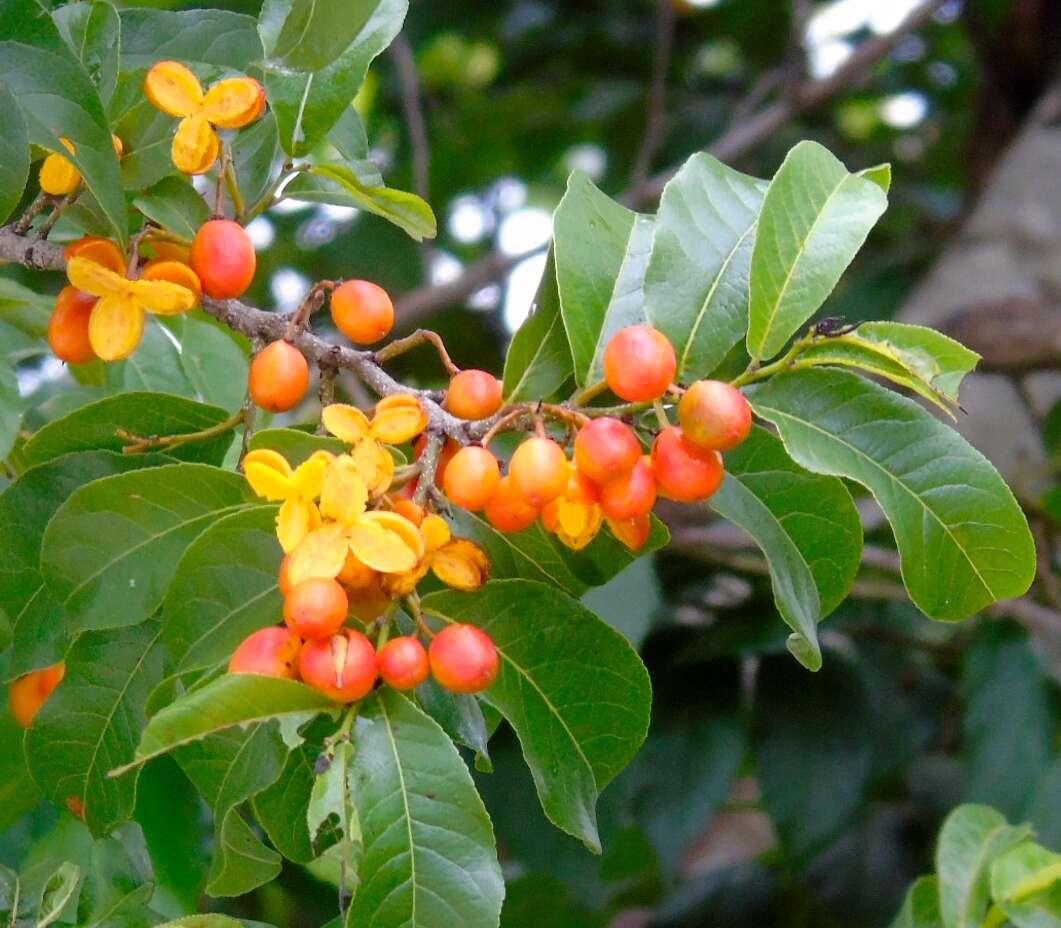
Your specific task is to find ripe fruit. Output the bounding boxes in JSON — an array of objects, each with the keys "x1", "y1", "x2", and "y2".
[
  {"x1": 443, "y1": 445, "x2": 500, "y2": 511},
  {"x1": 9, "y1": 663, "x2": 65, "y2": 728},
  {"x1": 484, "y1": 475, "x2": 539, "y2": 533},
  {"x1": 142, "y1": 258, "x2": 203, "y2": 302},
  {"x1": 249, "y1": 340, "x2": 310, "y2": 412},
  {"x1": 299, "y1": 629, "x2": 377, "y2": 702},
  {"x1": 599, "y1": 456, "x2": 656, "y2": 521},
  {"x1": 331, "y1": 280, "x2": 394, "y2": 345},
  {"x1": 678, "y1": 380, "x2": 753, "y2": 451},
  {"x1": 445, "y1": 369, "x2": 503, "y2": 420},
  {"x1": 392, "y1": 499, "x2": 425, "y2": 526},
  {"x1": 278, "y1": 554, "x2": 294, "y2": 597},
  {"x1": 509, "y1": 436, "x2": 568, "y2": 507},
  {"x1": 190, "y1": 219, "x2": 256, "y2": 299},
  {"x1": 603, "y1": 325, "x2": 676, "y2": 402},
  {"x1": 429, "y1": 624, "x2": 499, "y2": 694},
  {"x1": 48, "y1": 286, "x2": 97, "y2": 364},
  {"x1": 338, "y1": 552, "x2": 376, "y2": 591},
  {"x1": 377, "y1": 636, "x2": 430, "y2": 691},
  {"x1": 228, "y1": 628, "x2": 301, "y2": 678},
  {"x1": 574, "y1": 417, "x2": 641, "y2": 485},
  {"x1": 607, "y1": 514, "x2": 652, "y2": 551},
  {"x1": 651, "y1": 426, "x2": 724, "y2": 502},
  {"x1": 283, "y1": 577, "x2": 349, "y2": 639}
]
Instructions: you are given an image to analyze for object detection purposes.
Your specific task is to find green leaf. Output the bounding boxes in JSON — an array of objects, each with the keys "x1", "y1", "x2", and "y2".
[
  {"x1": 290, "y1": 165, "x2": 437, "y2": 240},
  {"x1": 118, "y1": 9, "x2": 263, "y2": 71},
  {"x1": 860, "y1": 162, "x2": 893, "y2": 192},
  {"x1": 754, "y1": 653, "x2": 872, "y2": 857},
  {"x1": 133, "y1": 177, "x2": 210, "y2": 240},
  {"x1": 36, "y1": 861, "x2": 81, "y2": 928},
  {"x1": 231, "y1": 111, "x2": 281, "y2": 212},
  {"x1": 329, "y1": 106, "x2": 369, "y2": 161},
  {"x1": 553, "y1": 171, "x2": 654, "y2": 386},
  {"x1": 119, "y1": 675, "x2": 335, "y2": 772},
  {"x1": 0, "y1": 83, "x2": 29, "y2": 224},
  {"x1": 709, "y1": 425, "x2": 862, "y2": 670},
  {"x1": 0, "y1": 276, "x2": 52, "y2": 339},
  {"x1": 163, "y1": 506, "x2": 282, "y2": 675},
  {"x1": 22, "y1": 392, "x2": 235, "y2": 467},
  {"x1": 0, "y1": 4, "x2": 127, "y2": 242},
  {"x1": 448, "y1": 507, "x2": 668, "y2": 598},
  {"x1": 0, "y1": 361, "x2": 21, "y2": 460},
  {"x1": 41, "y1": 462, "x2": 254, "y2": 634},
  {"x1": 0, "y1": 450, "x2": 167, "y2": 680},
  {"x1": 259, "y1": 0, "x2": 408, "y2": 156},
  {"x1": 991, "y1": 842, "x2": 1061, "y2": 925},
  {"x1": 0, "y1": 709, "x2": 40, "y2": 830},
  {"x1": 25, "y1": 619, "x2": 166, "y2": 836},
  {"x1": 502, "y1": 251, "x2": 574, "y2": 402},
  {"x1": 962, "y1": 625, "x2": 1052, "y2": 820},
  {"x1": 415, "y1": 677, "x2": 491, "y2": 769},
  {"x1": 177, "y1": 315, "x2": 251, "y2": 412},
  {"x1": 747, "y1": 141, "x2": 887, "y2": 360},
  {"x1": 270, "y1": 0, "x2": 381, "y2": 73},
  {"x1": 112, "y1": 82, "x2": 174, "y2": 192},
  {"x1": 346, "y1": 690, "x2": 504, "y2": 928},
  {"x1": 308, "y1": 737, "x2": 358, "y2": 874},
  {"x1": 247, "y1": 427, "x2": 346, "y2": 464},
  {"x1": 747, "y1": 368, "x2": 1035, "y2": 621},
  {"x1": 107, "y1": 320, "x2": 196, "y2": 398},
  {"x1": 53, "y1": 0, "x2": 121, "y2": 107},
  {"x1": 175, "y1": 726, "x2": 286, "y2": 897},
  {"x1": 422, "y1": 579, "x2": 652, "y2": 853},
  {"x1": 890, "y1": 876, "x2": 943, "y2": 928},
  {"x1": 936, "y1": 804, "x2": 1032, "y2": 928},
  {"x1": 644, "y1": 153, "x2": 767, "y2": 380},
  {"x1": 791, "y1": 321, "x2": 980, "y2": 416}
]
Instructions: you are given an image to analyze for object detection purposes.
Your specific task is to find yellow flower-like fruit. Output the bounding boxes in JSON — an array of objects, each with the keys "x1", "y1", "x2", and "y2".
[
  {"x1": 66, "y1": 256, "x2": 197, "y2": 361},
  {"x1": 243, "y1": 448, "x2": 328, "y2": 553},
  {"x1": 144, "y1": 60, "x2": 265, "y2": 175},
  {"x1": 39, "y1": 135, "x2": 123, "y2": 195}
]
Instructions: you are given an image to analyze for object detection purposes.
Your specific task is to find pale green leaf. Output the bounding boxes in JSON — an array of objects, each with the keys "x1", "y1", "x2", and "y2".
[
  {"x1": 890, "y1": 876, "x2": 943, "y2": 928},
  {"x1": 270, "y1": 0, "x2": 379, "y2": 72},
  {"x1": 133, "y1": 177, "x2": 210, "y2": 240},
  {"x1": 0, "y1": 84, "x2": 29, "y2": 225},
  {"x1": 53, "y1": 0, "x2": 121, "y2": 107}
]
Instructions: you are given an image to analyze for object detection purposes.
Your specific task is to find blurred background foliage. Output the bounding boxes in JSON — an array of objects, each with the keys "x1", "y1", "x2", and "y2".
[{"x1": 3, "y1": 1, "x2": 1061, "y2": 926}]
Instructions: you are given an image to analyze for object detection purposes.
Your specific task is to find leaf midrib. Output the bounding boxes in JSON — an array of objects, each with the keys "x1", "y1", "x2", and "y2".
[
  {"x1": 757, "y1": 402, "x2": 995, "y2": 601},
  {"x1": 379, "y1": 694, "x2": 418, "y2": 926}
]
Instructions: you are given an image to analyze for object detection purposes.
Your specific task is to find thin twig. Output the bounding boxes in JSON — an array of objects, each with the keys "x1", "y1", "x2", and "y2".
[
  {"x1": 413, "y1": 432, "x2": 443, "y2": 506},
  {"x1": 12, "y1": 192, "x2": 50, "y2": 235},
  {"x1": 37, "y1": 193, "x2": 78, "y2": 240},
  {"x1": 374, "y1": 328, "x2": 459, "y2": 376},
  {"x1": 117, "y1": 410, "x2": 243, "y2": 454}
]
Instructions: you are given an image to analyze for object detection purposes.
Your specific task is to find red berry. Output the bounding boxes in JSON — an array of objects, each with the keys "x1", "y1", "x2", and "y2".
[
  {"x1": 331, "y1": 280, "x2": 394, "y2": 345},
  {"x1": 445, "y1": 369, "x2": 503, "y2": 420},
  {"x1": 190, "y1": 219, "x2": 256, "y2": 299},
  {"x1": 599, "y1": 456, "x2": 656, "y2": 521},
  {"x1": 651, "y1": 426, "x2": 724, "y2": 502},
  {"x1": 283, "y1": 577, "x2": 349, "y2": 639},
  {"x1": 484, "y1": 475, "x2": 540, "y2": 533},
  {"x1": 429, "y1": 624, "x2": 499, "y2": 694},
  {"x1": 47, "y1": 286, "x2": 97, "y2": 364},
  {"x1": 603, "y1": 325, "x2": 676, "y2": 402},
  {"x1": 678, "y1": 380, "x2": 752, "y2": 451},
  {"x1": 377, "y1": 636, "x2": 430, "y2": 691},
  {"x1": 607, "y1": 514, "x2": 652, "y2": 551},
  {"x1": 509, "y1": 436, "x2": 568, "y2": 507},
  {"x1": 443, "y1": 446, "x2": 500, "y2": 511},
  {"x1": 574, "y1": 417, "x2": 641, "y2": 485},
  {"x1": 229, "y1": 628, "x2": 301, "y2": 679},
  {"x1": 299, "y1": 629, "x2": 377, "y2": 702}
]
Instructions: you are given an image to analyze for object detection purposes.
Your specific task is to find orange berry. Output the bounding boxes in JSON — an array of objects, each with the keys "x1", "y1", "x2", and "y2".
[
  {"x1": 443, "y1": 446, "x2": 500, "y2": 511},
  {"x1": 484, "y1": 475, "x2": 539, "y2": 533},
  {"x1": 337, "y1": 552, "x2": 376, "y2": 591},
  {"x1": 445, "y1": 369, "x2": 503, "y2": 420},
  {"x1": 249, "y1": 341, "x2": 310, "y2": 412},
  {"x1": 509, "y1": 436, "x2": 568, "y2": 507},
  {"x1": 278, "y1": 554, "x2": 294, "y2": 597},
  {"x1": 599, "y1": 456, "x2": 656, "y2": 521},
  {"x1": 299, "y1": 629, "x2": 377, "y2": 702},
  {"x1": 607, "y1": 514, "x2": 652, "y2": 551},
  {"x1": 47, "y1": 286, "x2": 97, "y2": 364},
  {"x1": 678, "y1": 380, "x2": 753, "y2": 451},
  {"x1": 429, "y1": 624, "x2": 498, "y2": 694},
  {"x1": 283, "y1": 577, "x2": 349, "y2": 640},
  {"x1": 651, "y1": 426, "x2": 724, "y2": 502},
  {"x1": 392, "y1": 499, "x2": 425, "y2": 526},
  {"x1": 603, "y1": 324, "x2": 676, "y2": 402},
  {"x1": 377, "y1": 636, "x2": 430, "y2": 691},
  {"x1": 9, "y1": 662, "x2": 65, "y2": 728},
  {"x1": 228, "y1": 628, "x2": 301, "y2": 679},
  {"x1": 574, "y1": 417, "x2": 641, "y2": 485},
  {"x1": 330, "y1": 280, "x2": 394, "y2": 345},
  {"x1": 190, "y1": 219, "x2": 256, "y2": 299}
]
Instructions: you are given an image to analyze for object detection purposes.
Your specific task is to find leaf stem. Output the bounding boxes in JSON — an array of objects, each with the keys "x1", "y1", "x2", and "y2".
[
  {"x1": 569, "y1": 379, "x2": 609, "y2": 407},
  {"x1": 117, "y1": 410, "x2": 243, "y2": 455},
  {"x1": 375, "y1": 328, "x2": 460, "y2": 377}
]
